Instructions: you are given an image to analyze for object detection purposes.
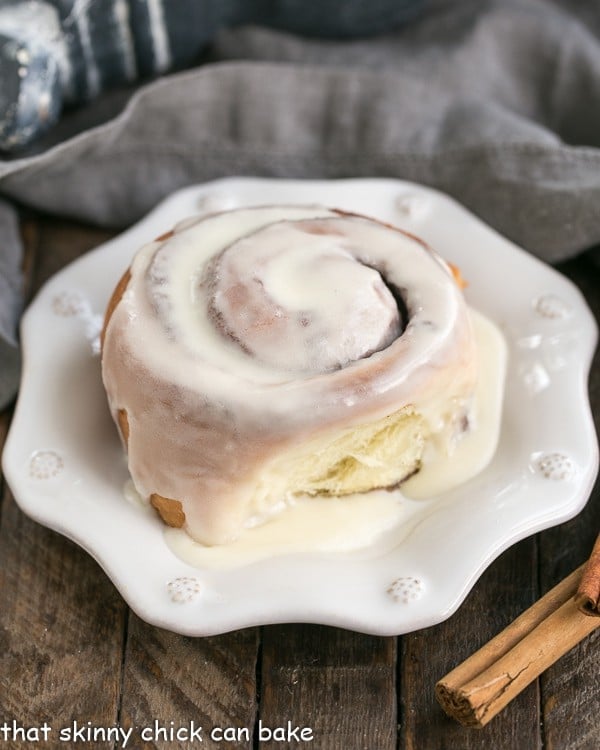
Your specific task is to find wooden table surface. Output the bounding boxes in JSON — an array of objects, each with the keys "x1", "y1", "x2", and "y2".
[{"x1": 1, "y1": 217, "x2": 599, "y2": 750}]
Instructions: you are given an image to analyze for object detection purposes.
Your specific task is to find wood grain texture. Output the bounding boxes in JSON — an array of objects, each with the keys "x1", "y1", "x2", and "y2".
[
  {"x1": 0, "y1": 409, "x2": 10, "y2": 524},
  {"x1": 29, "y1": 220, "x2": 115, "y2": 298},
  {"x1": 119, "y1": 617, "x2": 259, "y2": 749},
  {"x1": 539, "y1": 256, "x2": 600, "y2": 750},
  {"x1": 400, "y1": 538, "x2": 542, "y2": 750},
  {"x1": 0, "y1": 488, "x2": 128, "y2": 749},
  {"x1": 259, "y1": 624, "x2": 397, "y2": 749}
]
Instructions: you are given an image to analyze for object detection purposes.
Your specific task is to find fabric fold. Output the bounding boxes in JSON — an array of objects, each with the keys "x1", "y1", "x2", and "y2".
[{"x1": 0, "y1": 199, "x2": 22, "y2": 408}]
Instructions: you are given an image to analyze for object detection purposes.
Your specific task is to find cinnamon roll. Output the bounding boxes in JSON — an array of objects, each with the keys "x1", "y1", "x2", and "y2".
[{"x1": 101, "y1": 206, "x2": 478, "y2": 545}]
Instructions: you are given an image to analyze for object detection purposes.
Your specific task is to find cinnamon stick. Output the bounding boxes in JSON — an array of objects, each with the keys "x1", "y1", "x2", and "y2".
[
  {"x1": 575, "y1": 532, "x2": 600, "y2": 616},
  {"x1": 435, "y1": 565, "x2": 600, "y2": 727}
]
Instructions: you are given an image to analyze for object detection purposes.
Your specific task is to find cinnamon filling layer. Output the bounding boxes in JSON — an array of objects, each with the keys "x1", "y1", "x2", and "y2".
[{"x1": 204, "y1": 218, "x2": 407, "y2": 373}]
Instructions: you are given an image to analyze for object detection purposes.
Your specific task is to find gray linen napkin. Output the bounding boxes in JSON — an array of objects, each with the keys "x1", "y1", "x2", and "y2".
[
  {"x1": 1, "y1": 0, "x2": 600, "y2": 407},
  {"x1": 0, "y1": 198, "x2": 21, "y2": 406}
]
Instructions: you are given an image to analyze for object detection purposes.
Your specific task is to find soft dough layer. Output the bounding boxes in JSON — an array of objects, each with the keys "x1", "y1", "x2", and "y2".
[{"x1": 101, "y1": 206, "x2": 478, "y2": 545}]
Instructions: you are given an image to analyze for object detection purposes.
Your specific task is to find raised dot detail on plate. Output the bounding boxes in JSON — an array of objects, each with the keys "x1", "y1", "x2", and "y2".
[
  {"x1": 51, "y1": 291, "x2": 102, "y2": 355},
  {"x1": 167, "y1": 576, "x2": 202, "y2": 603},
  {"x1": 533, "y1": 294, "x2": 572, "y2": 320},
  {"x1": 387, "y1": 576, "x2": 424, "y2": 604},
  {"x1": 84, "y1": 313, "x2": 104, "y2": 355},
  {"x1": 395, "y1": 193, "x2": 428, "y2": 219},
  {"x1": 521, "y1": 362, "x2": 551, "y2": 394},
  {"x1": 534, "y1": 452, "x2": 575, "y2": 481},
  {"x1": 29, "y1": 451, "x2": 64, "y2": 479},
  {"x1": 52, "y1": 291, "x2": 88, "y2": 317}
]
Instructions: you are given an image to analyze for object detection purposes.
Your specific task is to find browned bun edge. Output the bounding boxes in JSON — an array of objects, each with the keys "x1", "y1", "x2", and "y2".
[
  {"x1": 101, "y1": 268, "x2": 132, "y2": 353},
  {"x1": 117, "y1": 408, "x2": 129, "y2": 445},
  {"x1": 150, "y1": 494, "x2": 186, "y2": 528},
  {"x1": 101, "y1": 230, "x2": 175, "y2": 353},
  {"x1": 103, "y1": 230, "x2": 186, "y2": 530}
]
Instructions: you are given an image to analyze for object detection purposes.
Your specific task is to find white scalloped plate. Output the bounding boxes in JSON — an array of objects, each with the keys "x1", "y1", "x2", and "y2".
[{"x1": 3, "y1": 178, "x2": 598, "y2": 636}]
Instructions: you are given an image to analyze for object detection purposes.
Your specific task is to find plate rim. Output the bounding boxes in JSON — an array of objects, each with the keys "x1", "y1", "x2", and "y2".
[{"x1": 3, "y1": 177, "x2": 598, "y2": 636}]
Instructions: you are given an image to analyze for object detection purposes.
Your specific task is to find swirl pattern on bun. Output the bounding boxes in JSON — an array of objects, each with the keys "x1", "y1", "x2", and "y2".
[{"x1": 101, "y1": 206, "x2": 478, "y2": 544}]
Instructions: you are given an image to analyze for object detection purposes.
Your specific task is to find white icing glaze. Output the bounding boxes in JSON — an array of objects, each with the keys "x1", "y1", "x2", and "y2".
[
  {"x1": 163, "y1": 308, "x2": 506, "y2": 569},
  {"x1": 402, "y1": 308, "x2": 506, "y2": 497},
  {"x1": 165, "y1": 491, "x2": 407, "y2": 569},
  {"x1": 208, "y1": 219, "x2": 401, "y2": 372},
  {"x1": 102, "y1": 206, "x2": 478, "y2": 544}
]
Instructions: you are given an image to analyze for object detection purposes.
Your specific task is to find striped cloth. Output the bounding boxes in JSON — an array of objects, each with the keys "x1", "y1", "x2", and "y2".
[{"x1": 0, "y1": 0, "x2": 423, "y2": 150}]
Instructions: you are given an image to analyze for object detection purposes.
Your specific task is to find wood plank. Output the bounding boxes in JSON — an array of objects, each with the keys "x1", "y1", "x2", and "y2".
[
  {"x1": 400, "y1": 537, "x2": 542, "y2": 750},
  {"x1": 258, "y1": 624, "x2": 397, "y2": 749},
  {"x1": 0, "y1": 408, "x2": 9, "y2": 526},
  {"x1": 29, "y1": 219, "x2": 115, "y2": 298},
  {"x1": 0, "y1": 410, "x2": 11, "y2": 525},
  {"x1": 0, "y1": 487, "x2": 128, "y2": 748},
  {"x1": 118, "y1": 617, "x2": 259, "y2": 749},
  {"x1": 539, "y1": 255, "x2": 600, "y2": 750}
]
